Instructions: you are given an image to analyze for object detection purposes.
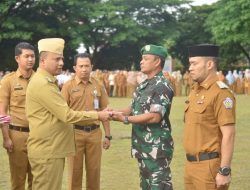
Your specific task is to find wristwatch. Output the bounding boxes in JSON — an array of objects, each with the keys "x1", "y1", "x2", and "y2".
[
  {"x1": 218, "y1": 166, "x2": 231, "y2": 176},
  {"x1": 123, "y1": 116, "x2": 130, "y2": 125},
  {"x1": 105, "y1": 135, "x2": 112, "y2": 141}
]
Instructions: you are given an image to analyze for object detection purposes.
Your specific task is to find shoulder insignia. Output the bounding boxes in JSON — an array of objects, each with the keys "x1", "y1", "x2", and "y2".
[
  {"x1": 216, "y1": 81, "x2": 229, "y2": 89},
  {"x1": 71, "y1": 88, "x2": 80, "y2": 92},
  {"x1": 223, "y1": 97, "x2": 233, "y2": 109},
  {"x1": 45, "y1": 77, "x2": 54, "y2": 83}
]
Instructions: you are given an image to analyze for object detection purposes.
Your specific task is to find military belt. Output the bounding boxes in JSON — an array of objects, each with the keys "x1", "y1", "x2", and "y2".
[
  {"x1": 74, "y1": 125, "x2": 100, "y2": 132},
  {"x1": 9, "y1": 124, "x2": 30, "y2": 132},
  {"x1": 186, "y1": 152, "x2": 219, "y2": 162}
]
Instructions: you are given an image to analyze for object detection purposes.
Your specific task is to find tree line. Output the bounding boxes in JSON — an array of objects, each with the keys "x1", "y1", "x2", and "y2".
[{"x1": 0, "y1": 0, "x2": 249, "y2": 72}]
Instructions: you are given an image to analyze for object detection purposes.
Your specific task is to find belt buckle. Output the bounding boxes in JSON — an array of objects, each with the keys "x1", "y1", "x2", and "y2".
[
  {"x1": 85, "y1": 126, "x2": 91, "y2": 132},
  {"x1": 196, "y1": 154, "x2": 199, "y2": 162}
]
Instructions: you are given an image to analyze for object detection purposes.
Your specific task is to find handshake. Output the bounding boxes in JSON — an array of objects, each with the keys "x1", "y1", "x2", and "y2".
[{"x1": 97, "y1": 108, "x2": 127, "y2": 123}]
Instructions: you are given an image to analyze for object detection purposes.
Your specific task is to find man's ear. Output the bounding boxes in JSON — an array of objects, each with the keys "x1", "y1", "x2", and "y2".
[
  {"x1": 155, "y1": 57, "x2": 161, "y2": 68},
  {"x1": 207, "y1": 60, "x2": 215, "y2": 70},
  {"x1": 39, "y1": 56, "x2": 46, "y2": 67},
  {"x1": 15, "y1": 56, "x2": 19, "y2": 63}
]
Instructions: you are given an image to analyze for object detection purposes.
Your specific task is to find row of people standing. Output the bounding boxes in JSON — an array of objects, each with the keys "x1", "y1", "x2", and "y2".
[
  {"x1": 0, "y1": 39, "x2": 111, "y2": 190},
  {"x1": 92, "y1": 68, "x2": 250, "y2": 98},
  {"x1": 0, "y1": 40, "x2": 236, "y2": 190}
]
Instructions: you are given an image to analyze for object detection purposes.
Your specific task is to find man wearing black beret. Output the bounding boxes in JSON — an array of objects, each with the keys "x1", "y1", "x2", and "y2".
[{"x1": 183, "y1": 44, "x2": 236, "y2": 190}]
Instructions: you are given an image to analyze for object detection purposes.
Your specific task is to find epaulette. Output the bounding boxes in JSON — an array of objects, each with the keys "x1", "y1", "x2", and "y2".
[
  {"x1": 45, "y1": 77, "x2": 54, "y2": 83},
  {"x1": 216, "y1": 81, "x2": 229, "y2": 89}
]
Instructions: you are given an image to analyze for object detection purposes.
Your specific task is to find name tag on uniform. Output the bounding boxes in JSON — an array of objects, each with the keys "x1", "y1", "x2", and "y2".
[
  {"x1": 14, "y1": 86, "x2": 23, "y2": 90},
  {"x1": 71, "y1": 88, "x2": 80, "y2": 93},
  {"x1": 93, "y1": 89, "x2": 99, "y2": 109}
]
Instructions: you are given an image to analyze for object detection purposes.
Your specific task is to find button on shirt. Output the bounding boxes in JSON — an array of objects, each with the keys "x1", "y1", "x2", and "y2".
[
  {"x1": 131, "y1": 71, "x2": 174, "y2": 159},
  {"x1": 26, "y1": 68, "x2": 98, "y2": 159},
  {"x1": 184, "y1": 75, "x2": 236, "y2": 155}
]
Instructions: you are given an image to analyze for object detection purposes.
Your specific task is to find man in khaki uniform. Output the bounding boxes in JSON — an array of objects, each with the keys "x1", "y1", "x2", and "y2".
[
  {"x1": 184, "y1": 44, "x2": 236, "y2": 190},
  {"x1": 0, "y1": 42, "x2": 35, "y2": 190},
  {"x1": 25, "y1": 38, "x2": 111, "y2": 190},
  {"x1": 61, "y1": 53, "x2": 111, "y2": 190}
]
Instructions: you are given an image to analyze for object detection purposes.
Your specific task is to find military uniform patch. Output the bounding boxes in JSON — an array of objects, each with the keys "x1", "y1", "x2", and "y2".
[{"x1": 223, "y1": 97, "x2": 233, "y2": 109}]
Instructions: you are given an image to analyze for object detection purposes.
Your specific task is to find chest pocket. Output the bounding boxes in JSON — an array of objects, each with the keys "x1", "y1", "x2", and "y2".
[
  {"x1": 185, "y1": 104, "x2": 207, "y2": 124},
  {"x1": 192, "y1": 102, "x2": 216, "y2": 125},
  {"x1": 12, "y1": 89, "x2": 26, "y2": 106},
  {"x1": 70, "y1": 89, "x2": 82, "y2": 100}
]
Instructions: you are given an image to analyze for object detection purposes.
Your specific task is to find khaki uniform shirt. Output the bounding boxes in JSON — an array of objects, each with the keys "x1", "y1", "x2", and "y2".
[
  {"x1": 0, "y1": 69, "x2": 35, "y2": 127},
  {"x1": 184, "y1": 75, "x2": 235, "y2": 155},
  {"x1": 61, "y1": 76, "x2": 109, "y2": 125},
  {"x1": 26, "y1": 68, "x2": 98, "y2": 159}
]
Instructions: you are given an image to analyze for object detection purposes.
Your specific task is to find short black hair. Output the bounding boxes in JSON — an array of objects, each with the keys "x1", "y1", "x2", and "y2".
[
  {"x1": 73, "y1": 53, "x2": 92, "y2": 66},
  {"x1": 15, "y1": 42, "x2": 35, "y2": 56}
]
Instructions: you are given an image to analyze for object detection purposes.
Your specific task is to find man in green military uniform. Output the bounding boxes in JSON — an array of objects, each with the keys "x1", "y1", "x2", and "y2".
[
  {"x1": 111, "y1": 44, "x2": 174, "y2": 190},
  {"x1": 26, "y1": 38, "x2": 111, "y2": 190}
]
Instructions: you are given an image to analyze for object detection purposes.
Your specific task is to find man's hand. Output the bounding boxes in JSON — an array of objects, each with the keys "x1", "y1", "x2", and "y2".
[
  {"x1": 103, "y1": 107, "x2": 113, "y2": 112},
  {"x1": 0, "y1": 115, "x2": 10, "y2": 124},
  {"x1": 216, "y1": 173, "x2": 231, "y2": 188},
  {"x1": 103, "y1": 138, "x2": 111, "y2": 150},
  {"x1": 98, "y1": 111, "x2": 112, "y2": 121},
  {"x1": 111, "y1": 111, "x2": 124, "y2": 122},
  {"x1": 3, "y1": 137, "x2": 13, "y2": 152}
]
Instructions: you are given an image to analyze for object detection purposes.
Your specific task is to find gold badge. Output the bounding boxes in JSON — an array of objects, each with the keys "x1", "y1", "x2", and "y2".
[{"x1": 197, "y1": 100, "x2": 204, "y2": 104}]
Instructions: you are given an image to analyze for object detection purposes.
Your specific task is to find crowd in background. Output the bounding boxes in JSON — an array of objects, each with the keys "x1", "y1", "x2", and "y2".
[{"x1": 1, "y1": 68, "x2": 250, "y2": 97}]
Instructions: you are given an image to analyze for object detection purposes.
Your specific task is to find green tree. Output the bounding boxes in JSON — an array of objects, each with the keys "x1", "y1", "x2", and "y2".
[
  {"x1": 0, "y1": 0, "x2": 187, "y2": 71},
  {"x1": 206, "y1": 0, "x2": 250, "y2": 66},
  {"x1": 166, "y1": 5, "x2": 215, "y2": 70},
  {"x1": 67, "y1": 0, "x2": 187, "y2": 70}
]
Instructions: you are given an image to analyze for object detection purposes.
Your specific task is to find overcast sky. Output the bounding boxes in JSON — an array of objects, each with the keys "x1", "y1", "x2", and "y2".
[{"x1": 191, "y1": 0, "x2": 218, "y2": 6}]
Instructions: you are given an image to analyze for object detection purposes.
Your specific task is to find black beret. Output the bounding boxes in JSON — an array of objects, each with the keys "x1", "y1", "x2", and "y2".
[{"x1": 188, "y1": 44, "x2": 219, "y2": 57}]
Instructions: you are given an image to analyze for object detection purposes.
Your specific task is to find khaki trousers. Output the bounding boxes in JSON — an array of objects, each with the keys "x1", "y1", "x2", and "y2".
[
  {"x1": 68, "y1": 128, "x2": 102, "y2": 190},
  {"x1": 8, "y1": 129, "x2": 32, "y2": 190},
  {"x1": 184, "y1": 158, "x2": 229, "y2": 190},
  {"x1": 29, "y1": 157, "x2": 65, "y2": 190}
]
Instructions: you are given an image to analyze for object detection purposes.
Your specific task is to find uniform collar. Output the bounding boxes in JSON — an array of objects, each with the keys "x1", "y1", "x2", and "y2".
[
  {"x1": 139, "y1": 71, "x2": 163, "y2": 90},
  {"x1": 37, "y1": 68, "x2": 57, "y2": 83},
  {"x1": 75, "y1": 75, "x2": 93, "y2": 85},
  {"x1": 16, "y1": 69, "x2": 35, "y2": 79},
  {"x1": 147, "y1": 71, "x2": 163, "y2": 83},
  {"x1": 199, "y1": 74, "x2": 218, "y2": 90}
]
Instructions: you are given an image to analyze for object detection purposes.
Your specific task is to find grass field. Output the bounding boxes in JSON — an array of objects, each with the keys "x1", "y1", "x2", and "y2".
[{"x1": 1, "y1": 95, "x2": 250, "y2": 190}]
